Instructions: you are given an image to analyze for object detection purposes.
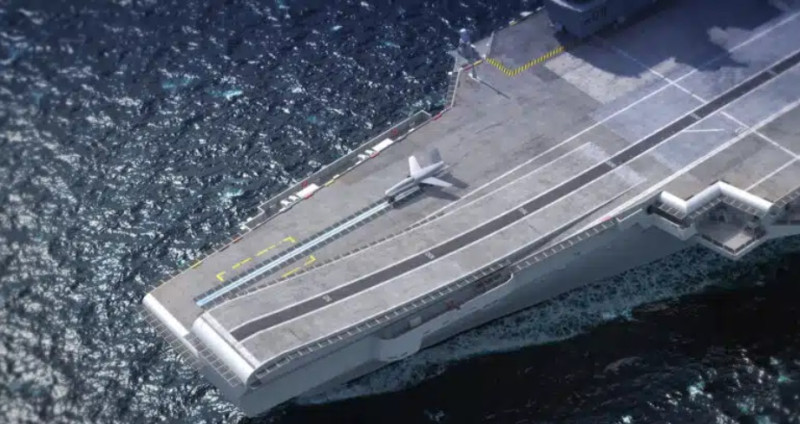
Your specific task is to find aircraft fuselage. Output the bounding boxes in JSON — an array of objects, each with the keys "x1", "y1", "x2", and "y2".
[{"x1": 384, "y1": 162, "x2": 447, "y2": 200}]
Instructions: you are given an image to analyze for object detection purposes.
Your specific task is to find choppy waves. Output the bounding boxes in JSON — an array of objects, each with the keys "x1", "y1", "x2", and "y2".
[
  {"x1": 0, "y1": 0, "x2": 531, "y2": 422},
  {"x1": 2, "y1": 1, "x2": 799, "y2": 423}
]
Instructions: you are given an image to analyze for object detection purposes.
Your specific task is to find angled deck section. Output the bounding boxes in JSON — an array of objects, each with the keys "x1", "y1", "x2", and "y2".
[{"x1": 146, "y1": 0, "x2": 800, "y2": 385}]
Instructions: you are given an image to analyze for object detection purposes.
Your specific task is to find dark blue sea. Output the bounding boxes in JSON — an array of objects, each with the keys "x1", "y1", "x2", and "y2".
[{"x1": 2, "y1": 1, "x2": 800, "y2": 423}]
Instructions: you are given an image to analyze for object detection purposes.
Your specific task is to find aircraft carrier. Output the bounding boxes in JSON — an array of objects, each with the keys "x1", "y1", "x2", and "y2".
[{"x1": 142, "y1": 0, "x2": 800, "y2": 416}]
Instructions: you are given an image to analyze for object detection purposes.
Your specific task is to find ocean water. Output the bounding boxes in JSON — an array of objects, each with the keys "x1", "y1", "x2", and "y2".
[{"x1": 1, "y1": 1, "x2": 799, "y2": 423}]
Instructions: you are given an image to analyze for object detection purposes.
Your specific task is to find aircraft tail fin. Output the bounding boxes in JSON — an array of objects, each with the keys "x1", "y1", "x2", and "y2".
[
  {"x1": 429, "y1": 148, "x2": 442, "y2": 165},
  {"x1": 408, "y1": 156, "x2": 422, "y2": 175}
]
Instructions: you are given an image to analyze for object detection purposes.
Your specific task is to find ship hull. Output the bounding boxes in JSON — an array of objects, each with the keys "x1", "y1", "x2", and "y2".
[{"x1": 215, "y1": 213, "x2": 694, "y2": 416}]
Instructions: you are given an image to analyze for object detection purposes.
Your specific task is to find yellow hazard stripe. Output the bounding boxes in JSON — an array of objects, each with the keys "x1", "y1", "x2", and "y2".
[{"x1": 485, "y1": 45, "x2": 565, "y2": 77}]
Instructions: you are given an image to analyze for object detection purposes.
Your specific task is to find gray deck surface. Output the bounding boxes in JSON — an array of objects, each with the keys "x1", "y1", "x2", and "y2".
[{"x1": 149, "y1": 0, "x2": 800, "y2": 368}]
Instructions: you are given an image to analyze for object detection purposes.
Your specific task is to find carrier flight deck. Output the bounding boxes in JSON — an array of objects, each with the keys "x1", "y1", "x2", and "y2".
[{"x1": 143, "y1": 0, "x2": 800, "y2": 416}]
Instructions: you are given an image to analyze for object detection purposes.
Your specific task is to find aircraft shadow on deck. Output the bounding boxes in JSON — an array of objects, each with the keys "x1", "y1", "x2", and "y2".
[
  {"x1": 390, "y1": 175, "x2": 467, "y2": 209},
  {"x1": 565, "y1": 0, "x2": 784, "y2": 77},
  {"x1": 474, "y1": 77, "x2": 510, "y2": 99},
  {"x1": 441, "y1": 174, "x2": 468, "y2": 189},
  {"x1": 391, "y1": 189, "x2": 461, "y2": 210},
  {"x1": 422, "y1": 186, "x2": 461, "y2": 202}
]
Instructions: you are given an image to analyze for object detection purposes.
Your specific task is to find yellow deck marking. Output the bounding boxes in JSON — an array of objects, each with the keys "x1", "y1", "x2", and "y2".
[
  {"x1": 485, "y1": 45, "x2": 565, "y2": 77},
  {"x1": 210, "y1": 41, "x2": 556, "y2": 288},
  {"x1": 256, "y1": 245, "x2": 277, "y2": 256},
  {"x1": 232, "y1": 257, "x2": 252, "y2": 269},
  {"x1": 212, "y1": 236, "x2": 298, "y2": 284},
  {"x1": 190, "y1": 260, "x2": 203, "y2": 269},
  {"x1": 282, "y1": 267, "x2": 300, "y2": 278}
]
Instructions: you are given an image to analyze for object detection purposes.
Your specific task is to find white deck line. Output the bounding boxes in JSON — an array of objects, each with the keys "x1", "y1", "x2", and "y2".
[
  {"x1": 218, "y1": 78, "x2": 695, "y2": 328},
  {"x1": 747, "y1": 157, "x2": 798, "y2": 191},
  {"x1": 589, "y1": 96, "x2": 800, "y2": 230},
  {"x1": 684, "y1": 128, "x2": 726, "y2": 133},
  {"x1": 575, "y1": 39, "x2": 800, "y2": 231},
  {"x1": 211, "y1": 141, "x2": 605, "y2": 314},
  {"x1": 227, "y1": 84, "x2": 734, "y2": 342},
  {"x1": 227, "y1": 144, "x2": 618, "y2": 332},
  {"x1": 414, "y1": 7, "x2": 800, "y2": 226},
  {"x1": 219, "y1": 87, "x2": 698, "y2": 307},
  {"x1": 592, "y1": 34, "x2": 708, "y2": 104},
  {"x1": 205, "y1": 9, "x2": 800, "y2": 314},
  {"x1": 395, "y1": 140, "x2": 603, "y2": 226},
  {"x1": 239, "y1": 178, "x2": 641, "y2": 352},
  {"x1": 202, "y1": 5, "x2": 800, "y2": 370},
  {"x1": 598, "y1": 19, "x2": 800, "y2": 162},
  {"x1": 722, "y1": 111, "x2": 800, "y2": 160},
  {"x1": 217, "y1": 36, "x2": 799, "y2": 336}
]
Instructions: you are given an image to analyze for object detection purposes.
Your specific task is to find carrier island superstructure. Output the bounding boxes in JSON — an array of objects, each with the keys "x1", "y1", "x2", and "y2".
[{"x1": 142, "y1": 0, "x2": 800, "y2": 416}]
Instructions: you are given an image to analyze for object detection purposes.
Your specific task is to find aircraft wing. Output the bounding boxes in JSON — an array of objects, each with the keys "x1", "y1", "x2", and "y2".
[{"x1": 420, "y1": 177, "x2": 452, "y2": 188}]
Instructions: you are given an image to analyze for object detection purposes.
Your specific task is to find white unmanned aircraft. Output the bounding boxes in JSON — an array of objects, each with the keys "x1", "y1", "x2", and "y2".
[{"x1": 384, "y1": 148, "x2": 452, "y2": 202}]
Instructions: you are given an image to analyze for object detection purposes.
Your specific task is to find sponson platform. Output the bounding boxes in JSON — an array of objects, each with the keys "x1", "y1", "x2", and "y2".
[{"x1": 142, "y1": 0, "x2": 800, "y2": 416}]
